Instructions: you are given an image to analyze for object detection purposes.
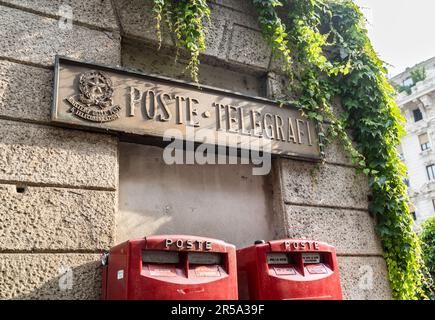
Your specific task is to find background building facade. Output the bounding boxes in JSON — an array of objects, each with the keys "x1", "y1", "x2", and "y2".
[
  {"x1": 0, "y1": 0, "x2": 391, "y2": 299},
  {"x1": 392, "y1": 57, "x2": 435, "y2": 227}
]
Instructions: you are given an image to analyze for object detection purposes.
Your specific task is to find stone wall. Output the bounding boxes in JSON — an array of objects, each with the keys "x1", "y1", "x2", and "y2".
[
  {"x1": 0, "y1": 0, "x2": 120, "y2": 299},
  {"x1": 0, "y1": 0, "x2": 391, "y2": 299},
  {"x1": 117, "y1": 143, "x2": 275, "y2": 248}
]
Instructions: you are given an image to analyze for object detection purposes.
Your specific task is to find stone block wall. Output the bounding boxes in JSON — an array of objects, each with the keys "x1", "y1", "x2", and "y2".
[
  {"x1": 0, "y1": 1, "x2": 120, "y2": 299},
  {"x1": 0, "y1": 0, "x2": 391, "y2": 299},
  {"x1": 271, "y1": 156, "x2": 391, "y2": 299}
]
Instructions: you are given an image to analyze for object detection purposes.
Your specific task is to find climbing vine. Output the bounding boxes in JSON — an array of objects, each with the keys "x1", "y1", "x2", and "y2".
[
  {"x1": 325, "y1": 1, "x2": 428, "y2": 299},
  {"x1": 254, "y1": 0, "x2": 430, "y2": 300},
  {"x1": 152, "y1": 0, "x2": 210, "y2": 82},
  {"x1": 151, "y1": 0, "x2": 433, "y2": 299},
  {"x1": 421, "y1": 217, "x2": 435, "y2": 299},
  {"x1": 253, "y1": 0, "x2": 292, "y2": 74}
]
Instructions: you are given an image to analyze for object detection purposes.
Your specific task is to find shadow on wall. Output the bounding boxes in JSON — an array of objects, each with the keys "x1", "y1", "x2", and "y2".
[{"x1": 13, "y1": 260, "x2": 102, "y2": 300}]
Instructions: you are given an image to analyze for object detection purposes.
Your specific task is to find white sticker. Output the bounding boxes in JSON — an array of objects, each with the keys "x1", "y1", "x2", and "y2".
[
  {"x1": 267, "y1": 253, "x2": 289, "y2": 265},
  {"x1": 302, "y1": 253, "x2": 321, "y2": 264},
  {"x1": 117, "y1": 270, "x2": 124, "y2": 280}
]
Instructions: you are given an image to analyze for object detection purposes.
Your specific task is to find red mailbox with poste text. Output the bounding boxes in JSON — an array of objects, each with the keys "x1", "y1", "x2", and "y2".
[
  {"x1": 237, "y1": 239, "x2": 342, "y2": 300},
  {"x1": 102, "y1": 235, "x2": 238, "y2": 300}
]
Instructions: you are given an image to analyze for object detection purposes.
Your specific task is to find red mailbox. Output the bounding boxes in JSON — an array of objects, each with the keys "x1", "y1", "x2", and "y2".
[
  {"x1": 102, "y1": 235, "x2": 238, "y2": 300},
  {"x1": 237, "y1": 239, "x2": 342, "y2": 300}
]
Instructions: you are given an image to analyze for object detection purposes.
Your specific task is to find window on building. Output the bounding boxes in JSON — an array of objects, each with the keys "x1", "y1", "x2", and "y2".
[
  {"x1": 403, "y1": 77, "x2": 414, "y2": 87},
  {"x1": 409, "y1": 203, "x2": 416, "y2": 221},
  {"x1": 427, "y1": 164, "x2": 435, "y2": 180},
  {"x1": 419, "y1": 133, "x2": 431, "y2": 151},
  {"x1": 413, "y1": 108, "x2": 423, "y2": 122},
  {"x1": 433, "y1": 199, "x2": 435, "y2": 213},
  {"x1": 410, "y1": 212, "x2": 417, "y2": 221},
  {"x1": 397, "y1": 144, "x2": 404, "y2": 160},
  {"x1": 403, "y1": 170, "x2": 410, "y2": 187}
]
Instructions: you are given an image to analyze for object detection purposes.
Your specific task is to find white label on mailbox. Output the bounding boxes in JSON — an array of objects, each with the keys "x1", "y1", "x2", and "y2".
[
  {"x1": 194, "y1": 265, "x2": 221, "y2": 277},
  {"x1": 148, "y1": 265, "x2": 177, "y2": 277},
  {"x1": 117, "y1": 270, "x2": 124, "y2": 280},
  {"x1": 267, "y1": 253, "x2": 289, "y2": 265},
  {"x1": 306, "y1": 264, "x2": 328, "y2": 274},
  {"x1": 302, "y1": 253, "x2": 321, "y2": 264},
  {"x1": 273, "y1": 267, "x2": 296, "y2": 275}
]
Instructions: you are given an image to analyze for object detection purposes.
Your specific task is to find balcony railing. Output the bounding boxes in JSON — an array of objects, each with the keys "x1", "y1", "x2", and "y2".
[{"x1": 396, "y1": 77, "x2": 435, "y2": 106}]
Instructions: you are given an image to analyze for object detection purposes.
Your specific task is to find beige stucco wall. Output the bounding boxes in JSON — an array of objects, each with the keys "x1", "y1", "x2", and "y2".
[
  {"x1": 118, "y1": 143, "x2": 274, "y2": 247},
  {"x1": 0, "y1": 0, "x2": 391, "y2": 299}
]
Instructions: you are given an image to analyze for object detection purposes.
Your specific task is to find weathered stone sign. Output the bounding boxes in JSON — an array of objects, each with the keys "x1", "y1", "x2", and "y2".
[{"x1": 52, "y1": 56, "x2": 320, "y2": 159}]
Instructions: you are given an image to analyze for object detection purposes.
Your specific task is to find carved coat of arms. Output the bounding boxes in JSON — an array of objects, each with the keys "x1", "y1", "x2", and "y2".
[{"x1": 66, "y1": 71, "x2": 121, "y2": 122}]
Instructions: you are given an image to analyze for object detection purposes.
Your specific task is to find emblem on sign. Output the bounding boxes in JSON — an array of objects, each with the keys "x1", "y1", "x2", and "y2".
[{"x1": 66, "y1": 70, "x2": 121, "y2": 122}]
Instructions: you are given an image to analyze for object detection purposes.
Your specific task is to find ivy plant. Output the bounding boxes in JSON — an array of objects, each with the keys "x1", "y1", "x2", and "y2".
[
  {"x1": 254, "y1": 0, "x2": 430, "y2": 300},
  {"x1": 151, "y1": 0, "x2": 434, "y2": 299},
  {"x1": 421, "y1": 217, "x2": 435, "y2": 299},
  {"x1": 252, "y1": 0, "x2": 292, "y2": 74},
  {"x1": 152, "y1": 0, "x2": 210, "y2": 82}
]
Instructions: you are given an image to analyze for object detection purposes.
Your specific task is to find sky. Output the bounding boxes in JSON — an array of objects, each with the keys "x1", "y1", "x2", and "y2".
[{"x1": 354, "y1": 0, "x2": 435, "y2": 78}]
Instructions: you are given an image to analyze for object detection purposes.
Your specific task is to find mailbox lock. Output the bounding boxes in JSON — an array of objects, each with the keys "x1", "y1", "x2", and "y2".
[{"x1": 101, "y1": 252, "x2": 109, "y2": 266}]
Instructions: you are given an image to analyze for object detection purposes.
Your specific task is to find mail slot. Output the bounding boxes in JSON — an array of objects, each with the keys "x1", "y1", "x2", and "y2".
[
  {"x1": 237, "y1": 239, "x2": 342, "y2": 300},
  {"x1": 101, "y1": 235, "x2": 238, "y2": 300}
]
